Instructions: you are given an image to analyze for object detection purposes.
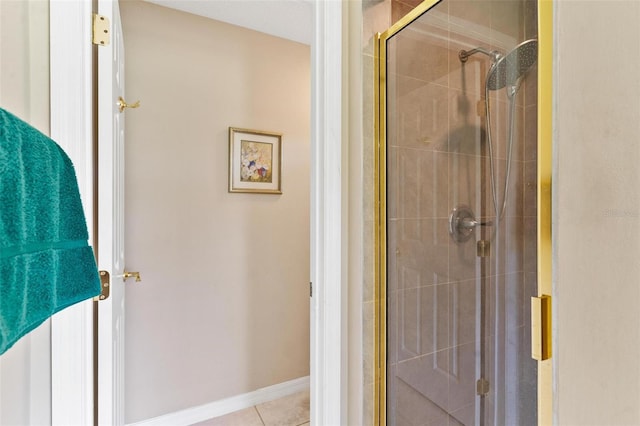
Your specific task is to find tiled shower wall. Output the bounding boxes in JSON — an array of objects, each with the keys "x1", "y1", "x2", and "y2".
[{"x1": 363, "y1": 0, "x2": 538, "y2": 423}]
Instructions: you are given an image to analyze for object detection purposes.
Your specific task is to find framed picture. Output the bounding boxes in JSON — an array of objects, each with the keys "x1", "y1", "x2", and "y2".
[{"x1": 228, "y1": 127, "x2": 282, "y2": 194}]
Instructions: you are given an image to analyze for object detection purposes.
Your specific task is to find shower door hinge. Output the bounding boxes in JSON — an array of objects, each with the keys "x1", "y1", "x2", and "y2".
[
  {"x1": 92, "y1": 13, "x2": 111, "y2": 46},
  {"x1": 94, "y1": 270, "x2": 110, "y2": 301},
  {"x1": 477, "y1": 240, "x2": 490, "y2": 257},
  {"x1": 476, "y1": 378, "x2": 490, "y2": 396}
]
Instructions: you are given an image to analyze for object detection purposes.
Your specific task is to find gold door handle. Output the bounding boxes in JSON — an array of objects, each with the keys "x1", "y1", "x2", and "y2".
[
  {"x1": 117, "y1": 96, "x2": 140, "y2": 112},
  {"x1": 531, "y1": 295, "x2": 551, "y2": 360},
  {"x1": 123, "y1": 271, "x2": 142, "y2": 282}
]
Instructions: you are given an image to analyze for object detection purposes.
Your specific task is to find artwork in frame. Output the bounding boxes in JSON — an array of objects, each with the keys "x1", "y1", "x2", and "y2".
[{"x1": 228, "y1": 127, "x2": 282, "y2": 194}]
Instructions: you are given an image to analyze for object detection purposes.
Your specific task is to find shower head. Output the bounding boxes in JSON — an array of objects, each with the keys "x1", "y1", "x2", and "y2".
[{"x1": 486, "y1": 39, "x2": 538, "y2": 91}]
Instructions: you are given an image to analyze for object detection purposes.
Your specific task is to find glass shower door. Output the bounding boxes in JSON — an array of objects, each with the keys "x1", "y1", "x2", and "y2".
[{"x1": 381, "y1": 0, "x2": 538, "y2": 424}]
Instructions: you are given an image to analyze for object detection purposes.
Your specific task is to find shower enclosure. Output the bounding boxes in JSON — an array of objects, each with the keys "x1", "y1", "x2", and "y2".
[{"x1": 376, "y1": 0, "x2": 544, "y2": 424}]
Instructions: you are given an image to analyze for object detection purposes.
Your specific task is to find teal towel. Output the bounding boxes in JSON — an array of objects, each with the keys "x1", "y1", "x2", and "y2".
[{"x1": 0, "y1": 108, "x2": 101, "y2": 355}]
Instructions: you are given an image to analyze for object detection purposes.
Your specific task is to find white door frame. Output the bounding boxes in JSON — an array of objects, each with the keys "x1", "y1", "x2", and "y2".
[
  {"x1": 50, "y1": 0, "x2": 348, "y2": 424},
  {"x1": 50, "y1": 1, "x2": 96, "y2": 425},
  {"x1": 310, "y1": 1, "x2": 348, "y2": 425}
]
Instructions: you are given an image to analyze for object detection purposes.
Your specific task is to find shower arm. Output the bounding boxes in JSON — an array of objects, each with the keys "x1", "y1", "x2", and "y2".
[{"x1": 458, "y1": 47, "x2": 501, "y2": 63}]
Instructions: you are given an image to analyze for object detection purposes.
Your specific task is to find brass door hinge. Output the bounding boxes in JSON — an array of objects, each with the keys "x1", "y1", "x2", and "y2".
[
  {"x1": 531, "y1": 295, "x2": 552, "y2": 360},
  {"x1": 93, "y1": 14, "x2": 110, "y2": 46},
  {"x1": 476, "y1": 378, "x2": 490, "y2": 396},
  {"x1": 95, "y1": 270, "x2": 110, "y2": 301},
  {"x1": 477, "y1": 240, "x2": 490, "y2": 257}
]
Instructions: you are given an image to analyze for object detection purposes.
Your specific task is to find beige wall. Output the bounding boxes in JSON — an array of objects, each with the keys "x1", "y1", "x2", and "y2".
[
  {"x1": 0, "y1": 1, "x2": 51, "y2": 425},
  {"x1": 347, "y1": 1, "x2": 365, "y2": 425},
  {"x1": 554, "y1": 1, "x2": 640, "y2": 424},
  {"x1": 120, "y1": 2, "x2": 310, "y2": 422},
  {"x1": 0, "y1": 0, "x2": 50, "y2": 134}
]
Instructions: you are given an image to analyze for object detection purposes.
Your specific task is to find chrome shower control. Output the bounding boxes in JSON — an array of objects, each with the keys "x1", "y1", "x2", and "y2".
[
  {"x1": 460, "y1": 218, "x2": 494, "y2": 229},
  {"x1": 448, "y1": 205, "x2": 493, "y2": 243}
]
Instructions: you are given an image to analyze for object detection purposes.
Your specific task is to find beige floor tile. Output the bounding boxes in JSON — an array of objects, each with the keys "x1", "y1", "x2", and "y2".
[
  {"x1": 191, "y1": 407, "x2": 264, "y2": 426},
  {"x1": 256, "y1": 390, "x2": 310, "y2": 426}
]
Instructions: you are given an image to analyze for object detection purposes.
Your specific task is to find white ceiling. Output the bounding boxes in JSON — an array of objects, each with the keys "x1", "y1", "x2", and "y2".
[{"x1": 144, "y1": 0, "x2": 313, "y2": 45}]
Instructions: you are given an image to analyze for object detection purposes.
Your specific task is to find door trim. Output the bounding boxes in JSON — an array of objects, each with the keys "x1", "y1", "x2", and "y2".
[
  {"x1": 537, "y1": 0, "x2": 554, "y2": 423},
  {"x1": 374, "y1": 4, "x2": 443, "y2": 424},
  {"x1": 50, "y1": 1, "x2": 96, "y2": 424}
]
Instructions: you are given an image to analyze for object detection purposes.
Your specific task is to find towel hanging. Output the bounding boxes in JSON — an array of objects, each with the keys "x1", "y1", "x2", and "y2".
[{"x1": 0, "y1": 107, "x2": 100, "y2": 355}]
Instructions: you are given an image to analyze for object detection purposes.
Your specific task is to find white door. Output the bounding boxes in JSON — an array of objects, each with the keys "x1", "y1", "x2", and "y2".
[{"x1": 96, "y1": 0, "x2": 126, "y2": 424}]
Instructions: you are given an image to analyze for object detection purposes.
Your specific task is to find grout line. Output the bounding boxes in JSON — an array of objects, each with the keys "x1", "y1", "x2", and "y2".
[{"x1": 254, "y1": 405, "x2": 266, "y2": 426}]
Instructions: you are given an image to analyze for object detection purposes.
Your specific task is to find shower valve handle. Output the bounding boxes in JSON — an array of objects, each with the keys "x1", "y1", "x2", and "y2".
[
  {"x1": 461, "y1": 218, "x2": 493, "y2": 229},
  {"x1": 449, "y1": 205, "x2": 493, "y2": 243}
]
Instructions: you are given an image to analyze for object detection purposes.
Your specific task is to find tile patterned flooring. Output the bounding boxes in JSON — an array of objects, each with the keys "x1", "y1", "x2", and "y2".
[{"x1": 192, "y1": 390, "x2": 309, "y2": 426}]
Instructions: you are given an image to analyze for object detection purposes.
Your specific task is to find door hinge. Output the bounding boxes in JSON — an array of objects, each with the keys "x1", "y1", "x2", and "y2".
[
  {"x1": 476, "y1": 378, "x2": 490, "y2": 396},
  {"x1": 94, "y1": 270, "x2": 110, "y2": 301},
  {"x1": 92, "y1": 13, "x2": 111, "y2": 46},
  {"x1": 531, "y1": 294, "x2": 552, "y2": 360},
  {"x1": 309, "y1": 281, "x2": 313, "y2": 297},
  {"x1": 477, "y1": 240, "x2": 490, "y2": 257}
]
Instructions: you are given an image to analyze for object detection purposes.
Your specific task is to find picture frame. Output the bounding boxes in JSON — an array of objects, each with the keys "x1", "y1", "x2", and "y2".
[{"x1": 228, "y1": 127, "x2": 282, "y2": 194}]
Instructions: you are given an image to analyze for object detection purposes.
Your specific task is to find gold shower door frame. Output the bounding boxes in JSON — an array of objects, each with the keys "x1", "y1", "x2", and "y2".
[{"x1": 373, "y1": 0, "x2": 553, "y2": 424}]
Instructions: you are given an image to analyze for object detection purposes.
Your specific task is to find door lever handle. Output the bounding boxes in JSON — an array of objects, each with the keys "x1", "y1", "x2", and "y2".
[
  {"x1": 123, "y1": 271, "x2": 142, "y2": 282},
  {"x1": 117, "y1": 96, "x2": 140, "y2": 112}
]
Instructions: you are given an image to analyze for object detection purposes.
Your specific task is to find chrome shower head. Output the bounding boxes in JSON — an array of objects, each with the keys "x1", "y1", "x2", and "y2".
[
  {"x1": 458, "y1": 46, "x2": 501, "y2": 63},
  {"x1": 486, "y1": 39, "x2": 538, "y2": 91}
]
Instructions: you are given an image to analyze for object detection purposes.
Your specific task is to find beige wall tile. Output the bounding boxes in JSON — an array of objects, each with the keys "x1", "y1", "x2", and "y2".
[
  {"x1": 396, "y1": 350, "x2": 449, "y2": 411},
  {"x1": 450, "y1": 0, "x2": 491, "y2": 31},
  {"x1": 395, "y1": 377, "x2": 449, "y2": 425}
]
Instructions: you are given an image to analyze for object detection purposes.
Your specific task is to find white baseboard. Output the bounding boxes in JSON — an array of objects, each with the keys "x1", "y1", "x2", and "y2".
[{"x1": 126, "y1": 376, "x2": 310, "y2": 426}]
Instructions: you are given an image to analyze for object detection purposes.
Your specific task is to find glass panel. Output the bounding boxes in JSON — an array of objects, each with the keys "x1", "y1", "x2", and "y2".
[{"x1": 385, "y1": 1, "x2": 538, "y2": 424}]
